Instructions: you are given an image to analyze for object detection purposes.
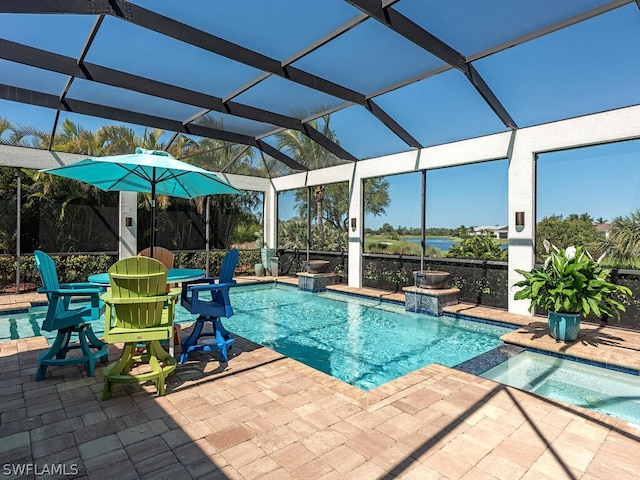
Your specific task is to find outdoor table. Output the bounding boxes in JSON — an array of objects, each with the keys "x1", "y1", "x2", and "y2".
[{"x1": 88, "y1": 268, "x2": 206, "y2": 287}]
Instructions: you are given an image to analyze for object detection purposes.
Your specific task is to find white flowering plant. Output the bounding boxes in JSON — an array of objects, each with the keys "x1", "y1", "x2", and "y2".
[{"x1": 513, "y1": 240, "x2": 632, "y2": 319}]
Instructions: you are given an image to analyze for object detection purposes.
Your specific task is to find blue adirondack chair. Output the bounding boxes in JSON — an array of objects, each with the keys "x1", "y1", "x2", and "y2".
[
  {"x1": 33, "y1": 250, "x2": 108, "y2": 381},
  {"x1": 179, "y1": 249, "x2": 239, "y2": 363}
]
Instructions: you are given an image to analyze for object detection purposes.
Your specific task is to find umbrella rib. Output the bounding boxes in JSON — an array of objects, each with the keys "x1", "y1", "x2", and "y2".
[
  {"x1": 156, "y1": 169, "x2": 184, "y2": 191},
  {"x1": 156, "y1": 170, "x2": 211, "y2": 197},
  {"x1": 104, "y1": 164, "x2": 153, "y2": 191}
]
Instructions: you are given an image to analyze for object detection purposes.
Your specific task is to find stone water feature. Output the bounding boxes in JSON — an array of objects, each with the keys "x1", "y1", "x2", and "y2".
[
  {"x1": 403, "y1": 270, "x2": 459, "y2": 316},
  {"x1": 297, "y1": 260, "x2": 336, "y2": 292}
]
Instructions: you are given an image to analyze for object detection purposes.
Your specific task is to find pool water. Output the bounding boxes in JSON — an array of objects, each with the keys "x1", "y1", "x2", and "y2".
[
  {"x1": 0, "y1": 307, "x2": 45, "y2": 341},
  {"x1": 0, "y1": 304, "x2": 198, "y2": 344},
  {"x1": 0, "y1": 284, "x2": 511, "y2": 390},
  {"x1": 481, "y1": 350, "x2": 640, "y2": 425},
  {"x1": 222, "y1": 284, "x2": 512, "y2": 390}
]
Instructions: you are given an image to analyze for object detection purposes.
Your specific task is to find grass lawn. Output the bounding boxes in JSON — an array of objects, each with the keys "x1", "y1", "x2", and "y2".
[
  {"x1": 365, "y1": 235, "x2": 418, "y2": 254},
  {"x1": 364, "y1": 235, "x2": 456, "y2": 255}
]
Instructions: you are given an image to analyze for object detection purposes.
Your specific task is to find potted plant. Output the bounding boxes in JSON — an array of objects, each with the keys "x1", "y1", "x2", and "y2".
[{"x1": 513, "y1": 240, "x2": 632, "y2": 341}]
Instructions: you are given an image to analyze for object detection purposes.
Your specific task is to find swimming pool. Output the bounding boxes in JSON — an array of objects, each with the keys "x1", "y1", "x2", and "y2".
[
  {"x1": 481, "y1": 350, "x2": 640, "y2": 425},
  {"x1": 222, "y1": 284, "x2": 512, "y2": 390},
  {"x1": 0, "y1": 283, "x2": 512, "y2": 390}
]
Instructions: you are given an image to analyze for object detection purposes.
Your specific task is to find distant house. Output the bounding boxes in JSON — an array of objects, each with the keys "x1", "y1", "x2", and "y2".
[
  {"x1": 473, "y1": 225, "x2": 509, "y2": 239},
  {"x1": 595, "y1": 222, "x2": 612, "y2": 238}
]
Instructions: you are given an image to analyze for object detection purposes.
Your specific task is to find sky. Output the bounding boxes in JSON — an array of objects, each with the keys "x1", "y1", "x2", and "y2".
[
  {"x1": 279, "y1": 138, "x2": 640, "y2": 231},
  {"x1": 2, "y1": 3, "x2": 640, "y2": 231},
  {"x1": 370, "y1": 139, "x2": 640, "y2": 230}
]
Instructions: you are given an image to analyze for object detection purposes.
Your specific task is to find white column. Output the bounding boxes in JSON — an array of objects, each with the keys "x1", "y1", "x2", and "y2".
[
  {"x1": 508, "y1": 133, "x2": 536, "y2": 316},
  {"x1": 263, "y1": 183, "x2": 278, "y2": 249},
  {"x1": 347, "y1": 167, "x2": 363, "y2": 288},
  {"x1": 119, "y1": 191, "x2": 137, "y2": 259}
]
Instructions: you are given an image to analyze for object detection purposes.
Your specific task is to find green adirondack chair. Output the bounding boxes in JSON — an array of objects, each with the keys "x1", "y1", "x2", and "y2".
[
  {"x1": 101, "y1": 257, "x2": 180, "y2": 400},
  {"x1": 33, "y1": 250, "x2": 108, "y2": 381}
]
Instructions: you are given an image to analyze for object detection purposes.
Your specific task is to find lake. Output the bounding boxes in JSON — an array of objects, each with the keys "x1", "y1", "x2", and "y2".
[
  {"x1": 405, "y1": 236, "x2": 508, "y2": 252},
  {"x1": 405, "y1": 237, "x2": 458, "y2": 252}
]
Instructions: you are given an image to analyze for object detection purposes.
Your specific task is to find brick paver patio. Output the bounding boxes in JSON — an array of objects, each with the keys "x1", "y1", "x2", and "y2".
[{"x1": 1, "y1": 278, "x2": 639, "y2": 479}]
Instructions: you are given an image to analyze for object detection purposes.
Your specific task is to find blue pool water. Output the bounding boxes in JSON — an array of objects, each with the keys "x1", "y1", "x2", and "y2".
[
  {"x1": 0, "y1": 304, "x2": 199, "y2": 345},
  {"x1": 0, "y1": 308, "x2": 45, "y2": 341},
  {"x1": 222, "y1": 284, "x2": 511, "y2": 390},
  {"x1": 481, "y1": 350, "x2": 640, "y2": 425}
]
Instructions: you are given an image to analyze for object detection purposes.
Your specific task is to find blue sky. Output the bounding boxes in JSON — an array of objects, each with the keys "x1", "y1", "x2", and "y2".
[
  {"x1": 2, "y1": 4, "x2": 640, "y2": 231},
  {"x1": 364, "y1": 139, "x2": 640, "y2": 230},
  {"x1": 279, "y1": 138, "x2": 640, "y2": 231}
]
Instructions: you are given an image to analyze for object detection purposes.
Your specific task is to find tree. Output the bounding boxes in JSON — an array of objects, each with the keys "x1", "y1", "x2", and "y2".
[
  {"x1": 179, "y1": 128, "x2": 260, "y2": 249},
  {"x1": 452, "y1": 225, "x2": 472, "y2": 238},
  {"x1": 603, "y1": 209, "x2": 640, "y2": 268},
  {"x1": 293, "y1": 179, "x2": 390, "y2": 241},
  {"x1": 0, "y1": 167, "x2": 19, "y2": 252},
  {"x1": 379, "y1": 223, "x2": 396, "y2": 237},
  {"x1": 277, "y1": 114, "x2": 390, "y2": 250},
  {"x1": 55, "y1": 118, "x2": 101, "y2": 154},
  {"x1": 276, "y1": 115, "x2": 341, "y2": 248},
  {"x1": 278, "y1": 219, "x2": 308, "y2": 250},
  {"x1": 0, "y1": 118, "x2": 117, "y2": 252},
  {"x1": 0, "y1": 118, "x2": 49, "y2": 148},
  {"x1": 535, "y1": 214, "x2": 604, "y2": 262},
  {"x1": 1, "y1": 117, "x2": 262, "y2": 252},
  {"x1": 446, "y1": 236, "x2": 507, "y2": 260}
]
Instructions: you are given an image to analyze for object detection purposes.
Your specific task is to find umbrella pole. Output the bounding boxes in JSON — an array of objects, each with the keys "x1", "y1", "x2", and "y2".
[
  {"x1": 205, "y1": 196, "x2": 210, "y2": 276},
  {"x1": 150, "y1": 171, "x2": 156, "y2": 259}
]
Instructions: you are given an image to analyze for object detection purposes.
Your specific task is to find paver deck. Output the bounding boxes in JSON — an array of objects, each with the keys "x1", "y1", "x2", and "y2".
[{"x1": 1, "y1": 277, "x2": 639, "y2": 479}]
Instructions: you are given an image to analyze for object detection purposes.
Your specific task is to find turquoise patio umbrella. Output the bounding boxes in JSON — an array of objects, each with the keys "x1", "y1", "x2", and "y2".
[{"x1": 41, "y1": 147, "x2": 242, "y2": 257}]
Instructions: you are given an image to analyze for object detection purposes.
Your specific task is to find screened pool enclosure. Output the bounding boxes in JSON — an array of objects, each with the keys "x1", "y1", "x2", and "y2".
[{"x1": 2, "y1": 1, "x2": 640, "y2": 318}]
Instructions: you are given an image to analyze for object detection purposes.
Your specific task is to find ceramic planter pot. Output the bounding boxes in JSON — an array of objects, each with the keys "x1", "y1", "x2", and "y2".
[
  {"x1": 548, "y1": 311, "x2": 580, "y2": 341},
  {"x1": 261, "y1": 248, "x2": 276, "y2": 275}
]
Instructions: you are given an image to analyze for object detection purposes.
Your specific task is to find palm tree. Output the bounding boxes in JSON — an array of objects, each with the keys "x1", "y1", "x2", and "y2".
[
  {"x1": 5, "y1": 122, "x2": 49, "y2": 148},
  {"x1": 0, "y1": 117, "x2": 14, "y2": 143},
  {"x1": 172, "y1": 122, "x2": 260, "y2": 249},
  {"x1": 276, "y1": 115, "x2": 340, "y2": 248},
  {"x1": 278, "y1": 219, "x2": 308, "y2": 250},
  {"x1": 167, "y1": 134, "x2": 198, "y2": 159},
  {"x1": 3, "y1": 116, "x2": 262, "y2": 252},
  {"x1": 604, "y1": 209, "x2": 640, "y2": 268},
  {"x1": 96, "y1": 124, "x2": 138, "y2": 155},
  {"x1": 54, "y1": 118, "x2": 100, "y2": 154}
]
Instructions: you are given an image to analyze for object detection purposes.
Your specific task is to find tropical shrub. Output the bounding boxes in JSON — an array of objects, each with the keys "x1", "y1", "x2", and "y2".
[
  {"x1": 446, "y1": 236, "x2": 507, "y2": 261},
  {"x1": 513, "y1": 240, "x2": 631, "y2": 319}
]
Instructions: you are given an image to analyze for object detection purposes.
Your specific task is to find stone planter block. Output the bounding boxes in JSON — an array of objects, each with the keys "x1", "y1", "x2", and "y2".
[
  {"x1": 297, "y1": 272, "x2": 336, "y2": 292},
  {"x1": 403, "y1": 286, "x2": 460, "y2": 316}
]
